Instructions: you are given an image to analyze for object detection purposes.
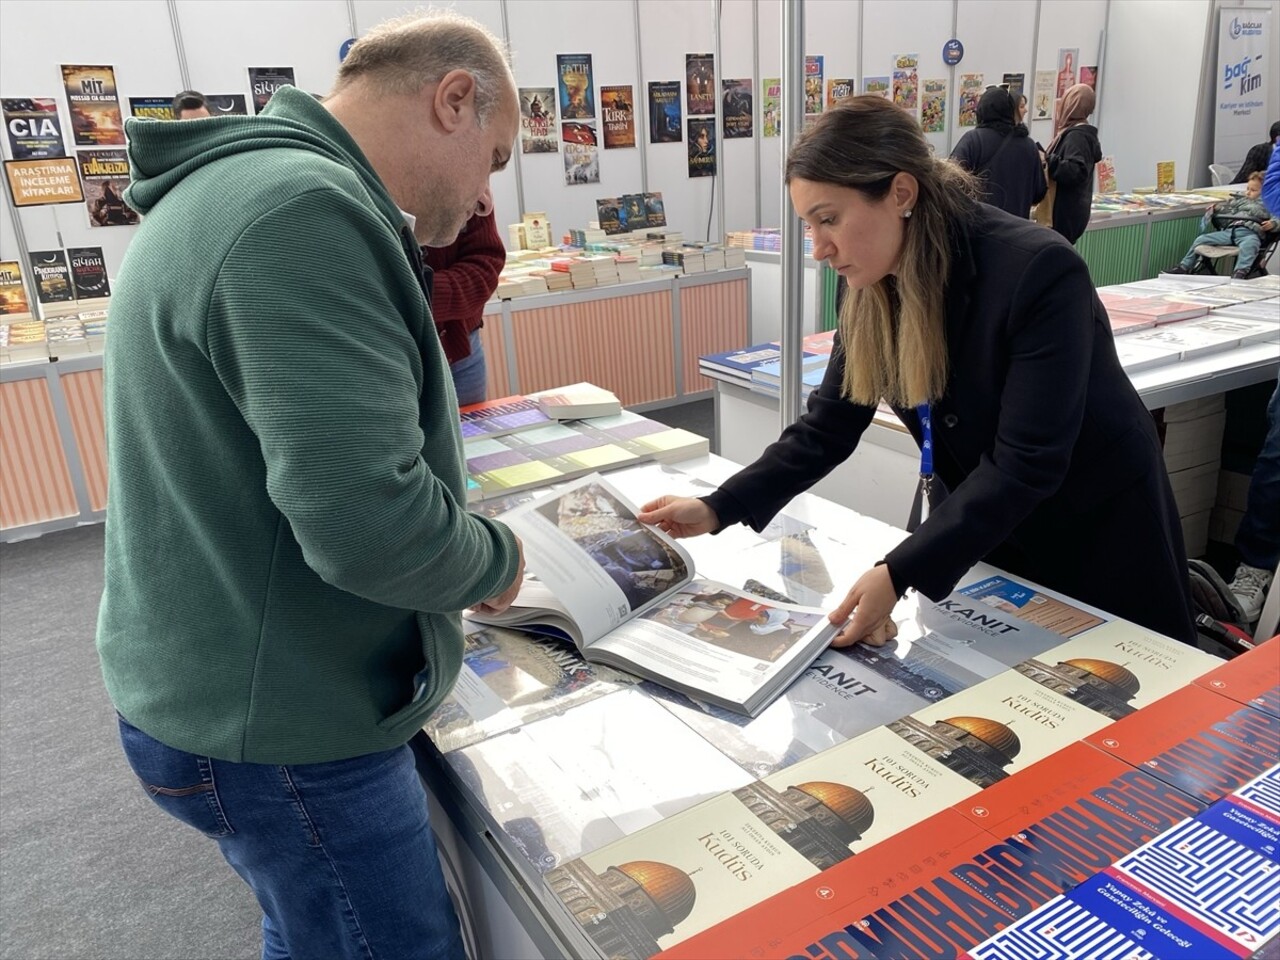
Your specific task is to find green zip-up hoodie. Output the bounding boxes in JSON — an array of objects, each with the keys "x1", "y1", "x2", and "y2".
[{"x1": 97, "y1": 87, "x2": 518, "y2": 764}]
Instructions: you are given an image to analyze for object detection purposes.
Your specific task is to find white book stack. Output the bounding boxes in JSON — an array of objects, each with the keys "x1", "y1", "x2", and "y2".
[
  {"x1": 613, "y1": 256, "x2": 642, "y2": 284},
  {"x1": 1209, "y1": 297, "x2": 1280, "y2": 323},
  {"x1": 1163, "y1": 394, "x2": 1228, "y2": 556},
  {"x1": 723, "y1": 246, "x2": 746, "y2": 269},
  {"x1": 1112, "y1": 337, "x2": 1183, "y2": 373},
  {"x1": 80, "y1": 310, "x2": 108, "y2": 351},
  {"x1": 1126, "y1": 321, "x2": 1251, "y2": 360},
  {"x1": 586, "y1": 255, "x2": 619, "y2": 286},
  {"x1": 1177, "y1": 314, "x2": 1279, "y2": 347},
  {"x1": 536, "y1": 270, "x2": 574, "y2": 292},
  {"x1": 515, "y1": 275, "x2": 550, "y2": 297}
]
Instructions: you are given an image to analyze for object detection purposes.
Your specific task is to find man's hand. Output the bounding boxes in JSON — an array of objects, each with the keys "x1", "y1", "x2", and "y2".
[
  {"x1": 472, "y1": 535, "x2": 525, "y2": 616},
  {"x1": 637, "y1": 496, "x2": 720, "y2": 538},
  {"x1": 827, "y1": 565, "x2": 900, "y2": 648}
]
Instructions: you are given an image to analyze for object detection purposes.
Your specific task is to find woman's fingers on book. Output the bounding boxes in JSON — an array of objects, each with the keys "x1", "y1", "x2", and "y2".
[{"x1": 828, "y1": 566, "x2": 900, "y2": 647}]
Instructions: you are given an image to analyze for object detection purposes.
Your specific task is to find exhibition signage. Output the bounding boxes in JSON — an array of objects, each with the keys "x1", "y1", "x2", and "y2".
[{"x1": 1215, "y1": 8, "x2": 1271, "y2": 170}]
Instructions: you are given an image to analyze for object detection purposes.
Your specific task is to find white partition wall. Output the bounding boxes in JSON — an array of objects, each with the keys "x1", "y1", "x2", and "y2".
[{"x1": 3, "y1": 0, "x2": 1280, "y2": 278}]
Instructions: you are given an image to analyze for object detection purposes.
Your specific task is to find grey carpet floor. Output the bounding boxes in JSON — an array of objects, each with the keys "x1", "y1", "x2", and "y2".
[{"x1": 1, "y1": 524, "x2": 261, "y2": 959}]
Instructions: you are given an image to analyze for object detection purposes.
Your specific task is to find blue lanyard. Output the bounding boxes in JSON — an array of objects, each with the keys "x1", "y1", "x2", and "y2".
[
  {"x1": 918, "y1": 403, "x2": 935, "y2": 523},
  {"x1": 917, "y1": 403, "x2": 933, "y2": 478}
]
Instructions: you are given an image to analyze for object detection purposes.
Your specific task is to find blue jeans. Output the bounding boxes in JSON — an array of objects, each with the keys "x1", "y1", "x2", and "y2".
[
  {"x1": 117, "y1": 715, "x2": 464, "y2": 960},
  {"x1": 449, "y1": 329, "x2": 487, "y2": 406},
  {"x1": 1180, "y1": 227, "x2": 1262, "y2": 272},
  {"x1": 1237, "y1": 380, "x2": 1280, "y2": 571}
]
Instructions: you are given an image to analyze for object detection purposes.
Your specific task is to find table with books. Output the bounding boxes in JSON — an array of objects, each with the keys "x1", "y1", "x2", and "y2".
[
  {"x1": 699, "y1": 273, "x2": 1280, "y2": 530},
  {"x1": 415, "y1": 443, "x2": 1280, "y2": 960}
]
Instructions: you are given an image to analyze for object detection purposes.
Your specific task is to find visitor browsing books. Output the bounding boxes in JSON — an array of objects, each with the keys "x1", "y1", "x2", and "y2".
[{"x1": 467, "y1": 474, "x2": 838, "y2": 716}]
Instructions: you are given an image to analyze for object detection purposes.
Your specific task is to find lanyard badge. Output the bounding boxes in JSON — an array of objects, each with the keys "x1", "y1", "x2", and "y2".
[{"x1": 918, "y1": 403, "x2": 934, "y2": 523}]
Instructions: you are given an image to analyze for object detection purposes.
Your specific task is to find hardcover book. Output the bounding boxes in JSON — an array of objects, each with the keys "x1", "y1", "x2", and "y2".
[
  {"x1": 421, "y1": 624, "x2": 644, "y2": 753},
  {"x1": 529, "y1": 382, "x2": 621, "y2": 419},
  {"x1": 0, "y1": 261, "x2": 31, "y2": 317},
  {"x1": 26, "y1": 250, "x2": 74, "y2": 305},
  {"x1": 1085, "y1": 683, "x2": 1280, "y2": 806},
  {"x1": 1012, "y1": 620, "x2": 1219, "y2": 720},
  {"x1": 67, "y1": 247, "x2": 110, "y2": 300},
  {"x1": 887, "y1": 670, "x2": 1113, "y2": 788},
  {"x1": 449, "y1": 688, "x2": 752, "y2": 877},
  {"x1": 468, "y1": 475, "x2": 838, "y2": 717},
  {"x1": 458, "y1": 395, "x2": 552, "y2": 440}
]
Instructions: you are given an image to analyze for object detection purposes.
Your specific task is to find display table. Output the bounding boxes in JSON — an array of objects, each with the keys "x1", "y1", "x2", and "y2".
[
  {"x1": 416, "y1": 454, "x2": 1278, "y2": 960},
  {"x1": 0, "y1": 269, "x2": 749, "y2": 543},
  {"x1": 707, "y1": 340, "x2": 1279, "y2": 528}
]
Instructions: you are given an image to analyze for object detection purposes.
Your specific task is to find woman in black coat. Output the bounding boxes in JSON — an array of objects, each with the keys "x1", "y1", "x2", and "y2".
[
  {"x1": 950, "y1": 87, "x2": 1046, "y2": 218},
  {"x1": 640, "y1": 96, "x2": 1195, "y2": 648},
  {"x1": 1045, "y1": 83, "x2": 1103, "y2": 244}
]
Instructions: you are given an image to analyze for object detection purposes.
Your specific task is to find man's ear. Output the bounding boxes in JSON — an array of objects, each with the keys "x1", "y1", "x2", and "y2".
[{"x1": 433, "y1": 69, "x2": 477, "y2": 132}]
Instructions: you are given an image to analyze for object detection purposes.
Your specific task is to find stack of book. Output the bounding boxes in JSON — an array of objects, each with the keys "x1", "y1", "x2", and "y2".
[
  {"x1": 534, "y1": 269, "x2": 574, "y2": 293},
  {"x1": 549, "y1": 258, "x2": 597, "y2": 289},
  {"x1": 662, "y1": 248, "x2": 705, "y2": 274},
  {"x1": 584, "y1": 255, "x2": 619, "y2": 287},
  {"x1": 613, "y1": 256, "x2": 641, "y2": 284},
  {"x1": 567, "y1": 225, "x2": 608, "y2": 247}
]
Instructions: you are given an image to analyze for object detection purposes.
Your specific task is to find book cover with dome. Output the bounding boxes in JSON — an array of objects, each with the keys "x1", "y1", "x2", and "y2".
[
  {"x1": 887, "y1": 670, "x2": 1113, "y2": 789},
  {"x1": 544, "y1": 790, "x2": 821, "y2": 959},
  {"x1": 731, "y1": 725, "x2": 979, "y2": 869},
  {"x1": 1013, "y1": 619, "x2": 1219, "y2": 720}
]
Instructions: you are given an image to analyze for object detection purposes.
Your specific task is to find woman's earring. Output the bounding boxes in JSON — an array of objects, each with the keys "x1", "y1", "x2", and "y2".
[{"x1": 903, "y1": 209, "x2": 913, "y2": 219}]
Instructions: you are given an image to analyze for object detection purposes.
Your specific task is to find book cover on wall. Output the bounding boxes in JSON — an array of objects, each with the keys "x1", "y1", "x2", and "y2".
[
  {"x1": 1032, "y1": 69, "x2": 1055, "y2": 120},
  {"x1": 127, "y1": 97, "x2": 174, "y2": 121},
  {"x1": 761, "y1": 78, "x2": 781, "y2": 136},
  {"x1": 3, "y1": 157, "x2": 82, "y2": 207},
  {"x1": 1157, "y1": 160, "x2": 1176, "y2": 192},
  {"x1": 67, "y1": 246, "x2": 110, "y2": 300},
  {"x1": 618, "y1": 193, "x2": 648, "y2": 231},
  {"x1": 1013, "y1": 619, "x2": 1219, "y2": 721},
  {"x1": 599, "y1": 85, "x2": 635, "y2": 148},
  {"x1": 561, "y1": 122, "x2": 599, "y2": 185},
  {"x1": 247, "y1": 67, "x2": 295, "y2": 115},
  {"x1": 0, "y1": 261, "x2": 30, "y2": 317},
  {"x1": 60, "y1": 65, "x2": 124, "y2": 146},
  {"x1": 1096, "y1": 155, "x2": 1117, "y2": 192},
  {"x1": 1056, "y1": 47, "x2": 1078, "y2": 97},
  {"x1": 647, "y1": 81, "x2": 682, "y2": 143},
  {"x1": 721, "y1": 79, "x2": 752, "y2": 138},
  {"x1": 920, "y1": 78, "x2": 947, "y2": 133},
  {"x1": 517, "y1": 87, "x2": 557, "y2": 154},
  {"x1": 421, "y1": 624, "x2": 644, "y2": 754},
  {"x1": 1085, "y1": 683, "x2": 1280, "y2": 807},
  {"x1": 75, "y1": 148, "x2": 138, "y2": 227},
  {"x1": 863, "y1": 75, "x2": 891, "y2": 100},
  {"x1": 557, "y1": 54, "x2": 596, "y2": 120},
  {"x1": 686, "y1": 117, "x2": 716, "y2": 178},
  {"x1": 1080, "y1": 64, "x2": 1098, "y2": 89},
  {"x1": 648, "y1": 642, "x2": 940, "y2": 780},
  {"x1": 26, "y1": 251, "x2": 73, "y2": 305},
  {"x1": 887, "y1": 669, "x2": 1113, "y2": 789},
  {"x1": 205, "y1": 94, "x2": 248, "y2": 116},
  {"x1": 2, "y1": 98, "x2": 66, "y2": 158},
  {"x1": 643, "y1": 191, "x2": 666, "y2": 227},
  {"x1": 891, "y1": 53, "x2": 919, "y2": 111},
  {"x1": 469, "y1": 475, "x2": 837, "y2": 717},
  {"x1": 826, "y1": 78, "x2": 855, "y2": 109},
  {"x1": 804, "y1": 55, "x2": 824, "y2": 117},
  {"x1": 957, "y1": 72, "x2": 984, "y2": 127},
  {"x1": 1001, "y1": 72, "x2": 1025, "y2": 100},
  {"x1": 544, "y1": 791, "x2": 821, "y2": 960},
  {"x1": 685, "y1": 53, "x2": 715, "y2": 115}
]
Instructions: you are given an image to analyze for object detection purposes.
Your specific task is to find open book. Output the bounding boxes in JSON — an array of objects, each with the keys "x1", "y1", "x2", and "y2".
[{"x1": 468, "y1": 474, "x2": 838, "y2": 716}]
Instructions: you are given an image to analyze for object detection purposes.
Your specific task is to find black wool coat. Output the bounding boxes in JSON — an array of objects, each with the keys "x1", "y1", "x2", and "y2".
[{"x1": 704, "y1": 203, "x2": 1197, "y2": 644}]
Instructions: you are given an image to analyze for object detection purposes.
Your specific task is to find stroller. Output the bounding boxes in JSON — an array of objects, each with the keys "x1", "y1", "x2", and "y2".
[
  {"x1": 1188, "y1": 559, "x2": 1260, "y2": 657},
  {"x1": 1186, "y1": 220, "x2": 1280, "y2": 279}
]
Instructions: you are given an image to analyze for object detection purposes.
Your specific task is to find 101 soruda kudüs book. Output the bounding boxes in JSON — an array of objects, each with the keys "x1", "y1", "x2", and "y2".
[{"x1": 468, "y1": 474, "x2": 838, "y2": 717}]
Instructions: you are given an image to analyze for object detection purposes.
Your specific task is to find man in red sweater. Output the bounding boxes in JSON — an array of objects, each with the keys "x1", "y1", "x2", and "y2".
[{"x1": 422, "y1": 189, "x2": 505, "y2": 405}]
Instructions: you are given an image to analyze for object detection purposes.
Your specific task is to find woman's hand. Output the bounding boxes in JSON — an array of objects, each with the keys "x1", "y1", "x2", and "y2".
[
  {"x1": 637, "y1": 496, "x2": 720, "y2": 539},
  {"x1": 827, "y1": 565, "x2": 901, "y2": 648}
]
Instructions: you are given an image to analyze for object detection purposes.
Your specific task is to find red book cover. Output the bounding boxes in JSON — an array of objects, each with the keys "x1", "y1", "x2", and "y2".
[
  {"x1": 1195, "y1": 644, "x2": 1280, "y2": 719},
  {"x1": 1084, "y1": 684, "x2": 1280, "y2": 806},
  {"x1": 658, "y1": 809, "x2": 995, "y2": 960}
]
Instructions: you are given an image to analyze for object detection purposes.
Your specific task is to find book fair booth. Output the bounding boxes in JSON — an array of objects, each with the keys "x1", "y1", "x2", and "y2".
[{"x1": 1, "y1": 0, "x2": 1278, "y2": 957}]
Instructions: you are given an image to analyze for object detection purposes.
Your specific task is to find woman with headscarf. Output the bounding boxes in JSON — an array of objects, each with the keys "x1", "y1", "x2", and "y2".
[
  {"x1": 950, "y1": 87, "x2": 1046, "y2": 218},
  {"x1": 1043, "y1": 83, "x2": 1102, "y2": 244}
]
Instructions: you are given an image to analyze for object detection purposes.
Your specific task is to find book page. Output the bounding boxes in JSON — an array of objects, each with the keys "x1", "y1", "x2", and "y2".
[
  {"x1": 590, "y1": 579, "x2": 837, "y2": 711},
  {"x1": 485, "y1": 474, "x2": 696, "y2": 646}
]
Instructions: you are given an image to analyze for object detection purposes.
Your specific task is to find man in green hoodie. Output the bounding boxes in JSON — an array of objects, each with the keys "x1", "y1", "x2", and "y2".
[{"x1": 98, "y1": 10, "x2": 522, "y2": 957}]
